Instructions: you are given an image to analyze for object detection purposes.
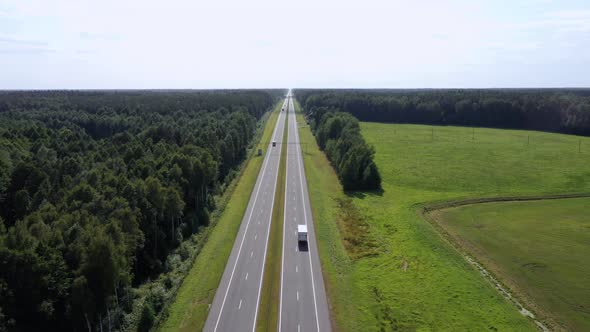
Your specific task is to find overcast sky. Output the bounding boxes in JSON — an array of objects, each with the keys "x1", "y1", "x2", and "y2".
[{"x1": 1, "y1": 0, "x2": 589, "y2": 89}]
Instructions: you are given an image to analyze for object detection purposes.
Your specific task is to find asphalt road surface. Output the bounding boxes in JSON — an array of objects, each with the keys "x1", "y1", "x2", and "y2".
[
  {"x1": 279, "y1": 96, "x2": 332, "y2": 332},
  {"x1": 203, "y1": 97, "x2": 287, "y2": 332}
]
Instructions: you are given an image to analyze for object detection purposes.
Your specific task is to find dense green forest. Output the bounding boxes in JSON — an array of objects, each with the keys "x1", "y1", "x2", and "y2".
[
  {"x1": 297, "y1": 102, "x2": 381, "y2": 190},
  {"x1": 0, "y1": 90, "x2": 282, "y2": 331},
  {"x1": 295, "y1": 89, "x2": 590, "y2": 136}
]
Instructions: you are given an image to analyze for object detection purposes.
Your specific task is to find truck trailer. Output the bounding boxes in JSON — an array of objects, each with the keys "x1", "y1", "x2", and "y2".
[{"x1": 298, "y1": 225, "x2": 308, "y2": 243}]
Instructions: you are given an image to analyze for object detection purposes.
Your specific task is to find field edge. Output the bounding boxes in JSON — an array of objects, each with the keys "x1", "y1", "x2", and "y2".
[{"x1": 421, "y1": 193, "x2": 590, "y2": 332}]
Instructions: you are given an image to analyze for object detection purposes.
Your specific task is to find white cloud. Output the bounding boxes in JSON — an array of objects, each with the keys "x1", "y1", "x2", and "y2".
[{"x1": 0, "y1": 36, "x2": 46, "y2": 46}]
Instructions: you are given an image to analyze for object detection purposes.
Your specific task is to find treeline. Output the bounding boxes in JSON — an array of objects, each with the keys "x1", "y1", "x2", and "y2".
[
  {"x1": 0, "y1": 90, "x2": 282, "y2": 331},
  {"x1": 301, "y1": 105, "x2": 381, "y2": 190},
  {"x1": 295, "y1": 89, "x2": 590, "y2": 136}
]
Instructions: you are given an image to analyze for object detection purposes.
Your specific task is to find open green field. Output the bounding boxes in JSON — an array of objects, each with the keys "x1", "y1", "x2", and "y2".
[
  {"x1": 298, "y1": 116, "x2": 590, "y2": 331},
  {"x1": 436, "y1": 197, "x2": 590, "y2": 331},
  {"x1": 158, "y1": 103, "x2": 281, "y2": 331}
]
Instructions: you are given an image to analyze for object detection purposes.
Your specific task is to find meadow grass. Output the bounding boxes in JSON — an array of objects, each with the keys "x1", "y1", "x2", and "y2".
[
  {"x1": 300, "y1": 119, "x2": 590, "y2": 331},
  {"x1": 158, "y1": 103, "x2": 281, "y2": 332},
  {"x1": 436, "y1": 197, "x2": 590, "y2": 331}
]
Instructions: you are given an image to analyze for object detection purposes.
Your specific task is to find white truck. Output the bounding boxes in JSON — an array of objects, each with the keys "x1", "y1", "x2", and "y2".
[{"x1": 298, "y1": 225, "x2": 308, "y2": 243}]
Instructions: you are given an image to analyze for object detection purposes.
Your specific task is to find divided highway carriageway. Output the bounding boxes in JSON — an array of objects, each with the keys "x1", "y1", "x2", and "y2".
[{"x1": 204, "y1": 92, "x2": 331, "y2": 332}]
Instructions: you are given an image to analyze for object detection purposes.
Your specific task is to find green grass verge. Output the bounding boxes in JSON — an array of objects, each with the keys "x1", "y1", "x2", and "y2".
[
  {"x1": 296, "y1": 117, "x2": 590, "y2": 331},
  {"x1": 255, "y1": 108, "x2": 287, "y2": 332},
  {"x1": 435, "y1": 197, "x2": 590, "y2": 331},
  {"x1": 158, "y1": 102, "x2": 282, "y2": 332}
]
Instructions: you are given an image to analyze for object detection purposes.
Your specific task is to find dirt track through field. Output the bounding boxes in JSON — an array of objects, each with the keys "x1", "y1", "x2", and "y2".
[{"x1": 422, "y1": 192, "x2": 590, "y2": 213}]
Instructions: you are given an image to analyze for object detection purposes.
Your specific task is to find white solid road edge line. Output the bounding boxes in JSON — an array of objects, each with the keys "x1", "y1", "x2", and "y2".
[
  {"x1": 294, "y1": 100, "x2": 321, "y2": 332},
  {"x1": 212, "y1": 106, "x2": 284, "y2": 332},
  {"x1": 251, "y1": 98, "x2": 286, "y2": 332}
]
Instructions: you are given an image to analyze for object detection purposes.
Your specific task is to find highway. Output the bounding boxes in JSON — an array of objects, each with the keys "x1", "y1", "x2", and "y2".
[
  {"x1": 279, "y1": 95, "x2": 332, "y2": 332},
  {"x1": 203, "y1": 97, "x2": 287, "y2": 332}
]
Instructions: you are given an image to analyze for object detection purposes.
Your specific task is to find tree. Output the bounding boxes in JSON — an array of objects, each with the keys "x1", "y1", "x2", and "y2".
[
  {"x1": 362, "y1": 162, "x2": 381, "y2": 190},
  {"x1": 78, "y1": 227, "x2": 128, "y2": 329},
  {"x1": 138, "y1": 302, "x2": 155, "y2": 332},
  {"x1": 296, "y1": 89, "x2": 590, "y2": 136},
  {"x1": 0, "y1": 89, "x2": 282, "y2": 330},
  {"x1": 70, "y1": 276, "x2": 95, "y2": 332},
  {"x1": 13, "y1": 190, "x2": 30, "y2": 220},
  {"x1": 164, "y1": 188, "x2": 184, "y2": 245},
  {"x1": 306, "y1": 109, "x2": 381, "y2": 190}
]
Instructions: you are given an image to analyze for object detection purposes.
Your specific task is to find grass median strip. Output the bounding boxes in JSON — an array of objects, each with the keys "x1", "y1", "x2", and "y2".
[
  {"x1": 255, "y1": 106, "x2": 288, "y2": 332},
  {"x1": 158, "y1": 102, "x2": 281, "y2": 332}
]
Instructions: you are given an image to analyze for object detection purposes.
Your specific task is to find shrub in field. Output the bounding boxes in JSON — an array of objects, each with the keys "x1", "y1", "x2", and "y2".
[{"x1": 303, "y1": 107, "x2": 381, "y2": 191}]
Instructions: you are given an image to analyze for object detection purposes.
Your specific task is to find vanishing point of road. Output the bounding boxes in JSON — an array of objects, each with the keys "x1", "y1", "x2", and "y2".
[{"x1": 203, "y1": 92, "x2": 331, "y2": 332}]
